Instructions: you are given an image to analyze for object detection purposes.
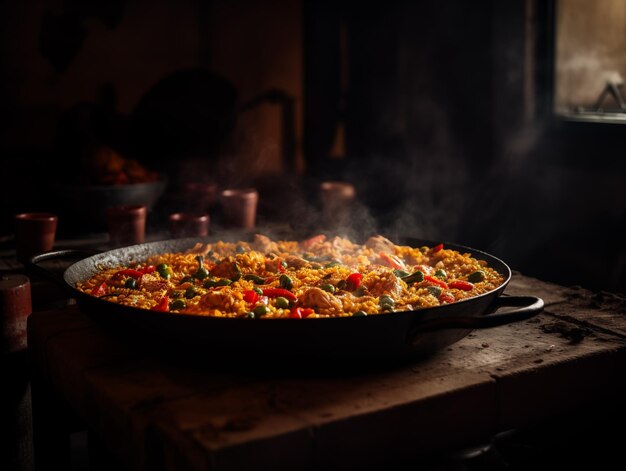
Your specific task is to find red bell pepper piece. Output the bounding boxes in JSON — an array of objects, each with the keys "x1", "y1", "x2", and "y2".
[
  {"x1": 431, "y1": 243, "x2": 444, "y2": 253},
  {"x1": 262, "y1": 288, "x2": 298, "y2": 301},
  {"x1": 424, "y1": 275, "x2": 448, "y2": 289},
  {"x1": 379, "y1": 252, "x2": 406, "y2": 271},
  {"x1": 346, "y1": 273, "x2": 363, "y2": 291},
  {"x1": 448, "y1": 280, "x2": 474, "y2": 291},
  {"x1": 114, "y1": 269, "x2": 144, "y2": 278},
  {"x1": 439, "y1": 292, "x2": 455, "y2": 304},
  {"x1": 243, "y1": 290, "x2": 260, "y2": 304},
  {"x1": 290, "y1": 307, "x2": 314, "y2": 319},
  {"x1": 276, "y1": 258, "x2": 286, "y2": 273},
  {"x1": 151, "y1": 295, "x2": 169, "y2": 312},
  {"x1": 114, "y1": 266, "x2": 155, "y2": 280},
  {"x1": 92, "y1": 282, "x2": 108, "y2": 297}
]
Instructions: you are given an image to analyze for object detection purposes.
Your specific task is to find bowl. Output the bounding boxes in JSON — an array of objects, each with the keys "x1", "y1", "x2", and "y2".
[{"x1": 54, "y1": 179, "x2": 167, "y2": 232}]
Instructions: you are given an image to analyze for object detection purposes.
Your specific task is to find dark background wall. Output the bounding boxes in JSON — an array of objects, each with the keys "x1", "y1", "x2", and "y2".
[
  {"x1": 1, "y1": 0, "x2": 624, "y2": 294},
  {"x1": 303, "y1": 0, "x2": 626, "y2": 294}
]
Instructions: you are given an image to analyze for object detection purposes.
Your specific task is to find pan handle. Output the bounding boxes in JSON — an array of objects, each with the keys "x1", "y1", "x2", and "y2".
[
  {"x1": 25, "y1": 249, "x2": 100, "y2": 290},
  {"x1": 473, "y1": 295, "x2": 544, "y2": 328},
  {"x1": 414, "y1": 296, "x2": 544, "y2": 332}
]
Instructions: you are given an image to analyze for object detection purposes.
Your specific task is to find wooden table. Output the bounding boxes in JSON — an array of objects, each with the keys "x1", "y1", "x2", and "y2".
[{"x1": 25, "y1": 273, "x2": 626, "y2": 470}]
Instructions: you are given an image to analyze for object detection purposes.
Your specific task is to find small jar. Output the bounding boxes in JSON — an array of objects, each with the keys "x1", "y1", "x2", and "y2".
[
  {"x1": 105, "y1": 204, "x2": 147, "y2": 247},
  {"x1": 168, "y1": 213, "x2": 210, "y2": 238},
  {"x1": 219, "y1": 188, "x2": 259, "y2": 230},
  {"x1": 14, "y1": 213, "x2": 58, "y2": 263}
]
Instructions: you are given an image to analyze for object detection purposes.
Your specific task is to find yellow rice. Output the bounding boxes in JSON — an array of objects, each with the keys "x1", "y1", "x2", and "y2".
[{"x1": 76, "y1": 235, "x2": 505, "y2": 319}]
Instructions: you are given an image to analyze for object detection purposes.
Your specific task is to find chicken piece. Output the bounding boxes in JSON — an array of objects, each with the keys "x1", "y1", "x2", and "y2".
[
  {"x1": 300, "y1": 234, "x2": 326, "y2": 249},
  {"x1": 378, "y1": 252, "x2": 408, "y2": 271},
  {"x1": 201, "y1": 289, "x2": 235, "y2": 308},
  {"x1": 284, "y1": 255, "x2": 311, "y2": 269},
  {"x1": 185, "y1": 242, "x2": 211, "y2": 256},
  {"x1": 211, "y1": 256, "x2": 241, "y2": 280},
  {"x1": 252, "y1": 234, "x2": 278, "y2": 253},
  {"x1": 140, "y1": 280, "x2": 169, "y2": 293},
  {"x1": 300, "y1": 287, "x2": 342, "y2": 310},
  {"x1": 329, "y1": 236, "x2": 361, "y2": 258},
  {"x1": 364, "y1": 235, "x2": 395, "y2": 253},
  {"x1": 265, "y1": 255, "x2": 294, "y2": 273},
  {"x1": 331, "y1": 236, "x2": 358, "y2": 250}
]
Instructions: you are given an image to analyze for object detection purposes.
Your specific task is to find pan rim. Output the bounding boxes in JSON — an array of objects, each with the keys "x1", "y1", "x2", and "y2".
[{"x1": 63, "y1": 235, "x2": 512, "y2": 322}]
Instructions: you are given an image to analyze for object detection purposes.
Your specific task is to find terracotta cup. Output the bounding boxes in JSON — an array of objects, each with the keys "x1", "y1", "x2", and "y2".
[
  {"x1": 168, "y1": 212, "x2": 210, "y2": 238},
  {"x1": 105, "y1": 204, "x2": 147, "y2": 247},
  {"x1": 219, "y1": 188, "x2": 259, "y2": 230},
  {"x1": 14, "y1": 213, "x2": 58, "y2": 263}
]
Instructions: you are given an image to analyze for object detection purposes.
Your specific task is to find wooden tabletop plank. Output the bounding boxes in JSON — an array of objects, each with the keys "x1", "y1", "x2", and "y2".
[
  {"x1": 26, "y1": 274, "x2": 626, "y2": 470},
  {"x1": 27, "y1": 306, "x2": 94, "y2": 383},
  {"x1": 494, "y1": 346, "x2": 626, "y2": 429},
  {"x1": 505, "y1": 271, "x2": 571, "y2": 306},
  {"x1": 546, "y1": 287, "x2": 626, "y2": 337}
]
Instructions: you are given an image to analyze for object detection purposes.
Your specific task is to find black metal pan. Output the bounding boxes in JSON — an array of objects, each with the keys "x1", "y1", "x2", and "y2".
[{"x1": 28, "y1": 236, "x2": 543, "y2": 364}]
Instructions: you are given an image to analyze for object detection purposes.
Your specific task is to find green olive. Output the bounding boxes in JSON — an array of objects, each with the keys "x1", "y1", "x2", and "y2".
[
  {"x1": 216, "y1": 278, "x2": 232, "y2": 286},
  {"x1": 194, "y1": 267, "x2": 209, "y2": 281},
  {"x1": 185, "y1": 286, "x2": 198, "y2": 299},
  {"x1": 468, "y1": 270, "x2": 486, "y2": 283},
  {"x1": 170, "y1": 299, "x2": 187, "y2": 310},
  {"x1": 279, "y1": 274, "x2": 293, "y2": 290},
  {"x1": 244, "y1": 311, "x2": 255, "y2": 319},
  {"x1": 275, "y1": 297, "x2": 290, "y2": 309},
  {"x1": 193, "y1": 256, "x2": 209, "y2": 280},
  {"x1": 253, "y1": 304, "x2": 270, "y2": 317},
  {"x1": 379, "y1": 295, "x2": 395, "y2": 309},
  {"x1": 435, "y1": 269, "x2": 447, "y2": 280},
  {"x1": 320, "y1": 283, "x2": 335, "y2": 294},
  {"x1": 124, "y1": 278, "x2": 137, "y2": 289},
  {"x1": 253, "y1": 287, "x2": 263, "y2": 295},
  {"x1": 352, "y1": 310, "x2": 367, "y2": 317},
  {"x1": 402, "y1": 271, "x2": 424, "y2": 284},
  {"x1": 427, "y1": 286, "x2": 442, "y2": 297},
  {"x1": 203, "y1": 278, "x2": 218, "y2": 288},
  {"x1": 157, "y1": 263, "x2": 172, "y2": 280},
  {"x1": 243, "y1": 274, "x2": 266, "y2": 285}
]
